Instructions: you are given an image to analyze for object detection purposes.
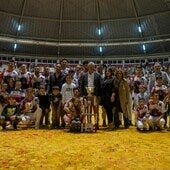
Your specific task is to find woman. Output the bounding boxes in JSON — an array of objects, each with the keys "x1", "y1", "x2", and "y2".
[
  {"x1": 101, "y1": 68, "x2": 114, "y2": 130},
  {"x1": 113, "y1": 69, "x2": 130, "y2": 128}
]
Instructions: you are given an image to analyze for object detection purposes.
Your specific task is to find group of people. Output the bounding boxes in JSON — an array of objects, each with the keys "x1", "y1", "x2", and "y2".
[{"x1": 0, "y1": 58, "x2": 170, "y2": 132}]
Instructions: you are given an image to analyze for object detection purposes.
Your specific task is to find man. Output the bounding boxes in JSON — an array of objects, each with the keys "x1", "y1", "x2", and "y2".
[
  {"x1": 18, "y1": 64, "x2": 31, "y2": 89},
  {"x1": 48, "y1": 63, "x2": 66, "y2": 93},
  {"x1": 60, "y1": 58, "x2": 69, "y2": 75},
  {"x1": 80, "y1": 62, "x2": 101, "y2": 129},
  {"x1": 148, "y1": 62, "x2": 170, "y2": 95},
  {"x1": 3, "y1": 60, "x2": 18, "y2": 84}
]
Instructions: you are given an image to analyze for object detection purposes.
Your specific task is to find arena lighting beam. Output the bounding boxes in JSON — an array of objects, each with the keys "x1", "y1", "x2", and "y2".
[{"x1": 0, "y1": 36, "x2": 170, "y2": 47}]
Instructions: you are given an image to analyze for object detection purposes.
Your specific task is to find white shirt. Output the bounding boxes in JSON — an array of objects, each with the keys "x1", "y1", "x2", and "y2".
[
  {"x1": 88, "y1": 72, "x2": 94, "y2": 87},
  {"x1": 61, "y1": 82, "x2": 76, "y2": 104}
]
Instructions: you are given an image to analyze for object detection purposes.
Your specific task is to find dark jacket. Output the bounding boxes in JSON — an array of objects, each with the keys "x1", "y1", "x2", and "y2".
[
  {"x1": 80, "y1": 72, "x2": 101, "y2": 97},
  {"x1": 48, "y1": 72, "x2": 66, "y2": 93}
]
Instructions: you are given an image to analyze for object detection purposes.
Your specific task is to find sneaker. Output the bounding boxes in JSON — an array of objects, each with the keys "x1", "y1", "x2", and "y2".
[{"x1": 6, "y1": 124, "x2": 13, "y2": 130}]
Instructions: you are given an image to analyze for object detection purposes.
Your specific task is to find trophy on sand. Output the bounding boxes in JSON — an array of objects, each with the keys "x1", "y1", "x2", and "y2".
[{"x1": 83, "y1": 86, "x2": 97, "y2": 132}]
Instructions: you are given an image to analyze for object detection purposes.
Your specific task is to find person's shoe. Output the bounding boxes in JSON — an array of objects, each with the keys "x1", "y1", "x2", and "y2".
[
  {"x1": 35, "y1": 125, "x2": 39, "y2": 130},
  {"x1": 124, "y1": 125, "x2": 130, "y2": 129},
  {"x1": 102, "y1": 120, "x2": 107, "y2": 127},
  {"x1": 2, "y1": 124, "x2": 6, "y2": 130},
  {"x1": 61, "y1": 123, "x2": 66, "y2": 129},
  {"x1": 6, "y1": 124, "x2": 13, "y2": 130},
  {"x1": 94, "y1": 123, "x2": 99, "y2": 130},
  {"x1": 107, "y1": 123, "x2": 114, "y2": 131},
  {"x1": 13, "y1": 124, "x2": 17, "y2": 130},
  {"x1": 129, "y1": 120, "x2": 133, "y2": 126}
]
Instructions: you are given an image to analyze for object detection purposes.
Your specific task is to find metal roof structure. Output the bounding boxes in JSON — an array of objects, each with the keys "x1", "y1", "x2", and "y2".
[{"x1": 0, "y1": 0, "x2": 170, "y2": 61}]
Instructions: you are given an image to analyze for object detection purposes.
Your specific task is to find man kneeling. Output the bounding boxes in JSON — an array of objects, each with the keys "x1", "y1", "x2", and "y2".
[{"x1": 19, "y1": 88, "x2": 42, "y2": 129}]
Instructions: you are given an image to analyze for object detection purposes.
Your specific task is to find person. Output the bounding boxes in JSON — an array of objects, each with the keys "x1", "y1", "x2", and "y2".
[
  {"x1": 61, "y1": 73, "x2": 76, "y2": 106},
  {"x1": 112, "y1": 69, "x2": 130, "y2": 129},
  {"x1": 163, "y1": 86, "x2": 170, "y2": 130},
  {"x1": 18, "y1": 64, "x2": 31, "y2": 89},
  {"x1": 7, "y1": 77, "x2": 15, "y2": 93},
  {"x1": 78, "y1": 60, "x2": 89, "y2": 89},
  {"x1": 0, "y1": 95, "x2": 20, "y2": 130},
  {"x1": 151, "y1": 75, "x2": 167, "y2": 101},
  {"x1": 132, "y1": 65, "x2": 147, "y2": 109},
  {"x1": 48, "y1": 63, "x2": 66, "y2": 93},
  {"x1": 37, "y1": 85, "x2": 51, "y2": 128},
  {"x1": 148, "y1": 91, "x2": 166, "y2": 130},
  {"x1": 61, "y1": 73, "x2": 76, "y2": 128},
  {"x1": 136, "y1": 98, "x2": 149, "y2": 131},
  {"x1": 3, "y1": 60, "x2": 18, "y2": 84},
  {"x1": 101, "y1": 68, "x2": 114, "y2": 130},
  {"x1": 60, "y1": 58, "x2": 70, "y2": 75},
  {"x1": 73, "y1": 64, "x2": 82, "y2": 87},
  {"x1": 20, "y1": 88, "x2": 42, "y2": 129},
  {"x1": 135, "y1": 84, "x2": 149, "y2": 107},
  {"x1": 123, "y1": 69, "x2": 134, "y2": 125},
  {"x1": 73, "y1": 87, "x2": 87, "y2": 113},
  {"x1": 10, "y1": 80, "x2": 25, "y2": 104},
  {"x1": 0, "y1": 83, "x2": 9, "y2": 114},
  {"x1": 148, "y1": 62, "x2": 170, "y2": 95},
  {"x1": 63, "y1": 97, "x2": 83, "y2": 132},
  {"x1": 96, "y1": 64, "x2": 107, "y2": 127},
  {"x1": 31, "y1": 66, "x2": 45, "y2": 90},
  {"x1": 50, "y1": 86, "x2": 62, "y2": 129},
  {"x1": 80, "y1": 62, "x2": 101, "y2": 129},
  {"x1": 43, "y1": 66, "x2": 50, "y2": 92}
]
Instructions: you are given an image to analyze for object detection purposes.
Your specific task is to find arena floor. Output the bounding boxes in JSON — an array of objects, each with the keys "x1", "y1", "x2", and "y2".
[{"x1": 0, "y1": 125, "x2": 170, "y2": 170}]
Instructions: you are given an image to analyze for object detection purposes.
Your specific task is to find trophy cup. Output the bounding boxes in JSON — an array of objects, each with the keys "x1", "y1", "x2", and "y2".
[
  {"x1": 84, "y1": 86, "x2": 96, "y2": 132},
  {"x1": 85, "y1": 86, "x2": 94, "y2": 96}
]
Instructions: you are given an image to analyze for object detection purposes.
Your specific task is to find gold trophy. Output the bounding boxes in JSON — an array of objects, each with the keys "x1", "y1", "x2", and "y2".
[
  {"x1": 85, "y1": 86, "x2": 94, "y2": 96},
  {"x1": 84, "y1": 86, "x2": 97, "y2": 132}
]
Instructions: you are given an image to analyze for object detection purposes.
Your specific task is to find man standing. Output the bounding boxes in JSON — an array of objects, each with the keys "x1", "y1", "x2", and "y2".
[
  {"x1": 48, "y1": 63, "x2": 66, "y2": 93},
  {"x1": 80, "y1": 62, "x2": 101, "y2": 129},
  {"x1": 148, "y1": 62, "x2": 170, "y2": 95}
]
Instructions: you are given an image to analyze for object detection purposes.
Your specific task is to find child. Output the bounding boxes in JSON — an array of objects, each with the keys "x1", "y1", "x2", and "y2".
[
  {"x1": 64, "y1": 97, "x2": 83, "y2": 123},
  {"x1": 63, "y1": 97, "x2": 83, "y2": 132},
  {"x1": 50, "y1": 86, "x2": 62, "y2": 129},
  {"x1": 135, "y1": 84, "x2": 149, "y2": 106},
  {"x1": 0, "y1": 95, "x2": 20, "y2": 130},
  {"x1": 148, "y1": 91, "x2": 166, "y2": 130},
  {"x1": 37, "y1": 85, "x2": 51, "y2": 128},
  {"x1": 10, "y1": 80, "x2": 25, "y2": 104},
  {"x1": 20, "y1": 88, "x2": 42, "y2": 129},
  {"x1": 61, "y1": 73, "x2": 76, "y2": 128},
  {"x1": 136, "y1": 98, "x2": 149, "y2": 131},
  {"x1": 61, "y1": 74, "x2": 76, "y2": 105},
  {"x1": 151, "y1": 75, "x2": 167, "y2": 101}
]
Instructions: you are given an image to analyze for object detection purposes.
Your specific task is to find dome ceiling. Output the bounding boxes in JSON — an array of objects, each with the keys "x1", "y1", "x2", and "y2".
[{"x1": 0, "y1": 0, "x2": 169, "y2": 60}]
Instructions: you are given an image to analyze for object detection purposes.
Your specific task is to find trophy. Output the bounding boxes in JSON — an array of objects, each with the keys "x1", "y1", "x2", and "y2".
[
  {"x1": 84, "y1": 86, "x2": 97, "y2": 132},
  {"x1": 85, "y1": 86, "x2": 94, "y2": 96}
]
